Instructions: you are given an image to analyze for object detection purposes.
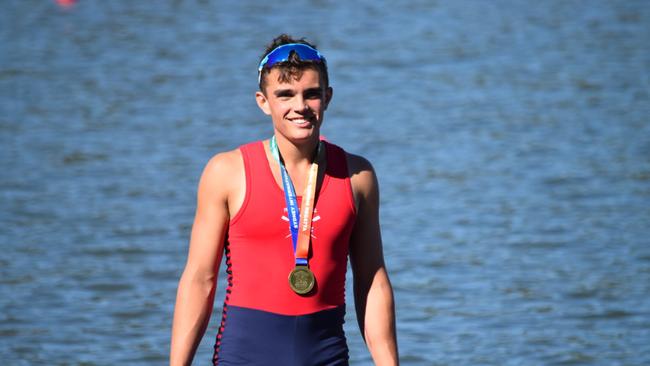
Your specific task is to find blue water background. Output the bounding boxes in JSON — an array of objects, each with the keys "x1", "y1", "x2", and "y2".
[{"x1": 1, "y1": 1, "x2": 649, "y2": 365}]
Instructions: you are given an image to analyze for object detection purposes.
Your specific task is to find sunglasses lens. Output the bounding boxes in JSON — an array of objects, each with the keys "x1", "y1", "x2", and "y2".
[{"x1": 260, "y1": 44, "x2": 323, "y2": 71}]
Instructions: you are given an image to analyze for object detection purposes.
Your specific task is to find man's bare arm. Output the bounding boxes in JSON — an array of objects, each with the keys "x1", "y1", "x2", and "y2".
[
  {"x1": 348, "y1": 154, "x2": 399, "y2": 366},
  {"x1": 170, "y1": 151, "x2": 241, "y2": 366}
]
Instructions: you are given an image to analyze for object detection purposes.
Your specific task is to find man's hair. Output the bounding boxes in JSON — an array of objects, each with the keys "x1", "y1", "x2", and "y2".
[{"x1": 258, "y1": 34, "x2": 329, "y2": 93}]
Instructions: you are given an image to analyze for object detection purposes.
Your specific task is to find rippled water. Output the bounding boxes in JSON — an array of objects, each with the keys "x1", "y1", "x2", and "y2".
[{"x1": 2, "y1": 1, "x2": 649, "y2": 365}]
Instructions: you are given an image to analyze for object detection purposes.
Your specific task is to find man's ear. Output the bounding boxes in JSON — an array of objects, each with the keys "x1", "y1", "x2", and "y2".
[
  {"x1": 255, "y1": 91, "x2": 271, "y2": 115},
  {"x1": 323, "y1": 86, "x2": 333, "y2": 110}
]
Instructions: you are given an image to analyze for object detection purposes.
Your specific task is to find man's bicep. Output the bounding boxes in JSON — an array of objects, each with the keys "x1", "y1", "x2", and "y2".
[
  {"x1": 185, "y1": 156, "x2": 231, "y2": 276},
  {"x1": 349, "y1": 160, "x2": 385, "y2": 281}
]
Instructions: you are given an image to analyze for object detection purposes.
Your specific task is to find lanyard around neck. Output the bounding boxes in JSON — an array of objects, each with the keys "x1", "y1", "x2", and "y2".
[{"x1": 269, "y1": 136, "x2": 323, "y2": 266}]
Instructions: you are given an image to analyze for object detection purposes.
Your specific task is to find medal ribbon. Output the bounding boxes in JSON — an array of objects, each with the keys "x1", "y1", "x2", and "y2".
[{"x1": 270, "y1": 136, "x2": 322, "y2": 266}]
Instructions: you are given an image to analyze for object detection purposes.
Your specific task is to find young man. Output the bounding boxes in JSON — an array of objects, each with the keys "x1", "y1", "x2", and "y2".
[{"x1": 170, "y1": 34, "x2": 398, "y2": 366}]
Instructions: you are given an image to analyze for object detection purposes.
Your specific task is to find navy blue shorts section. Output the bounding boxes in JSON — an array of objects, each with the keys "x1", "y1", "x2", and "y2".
[{"x1": 214, "y1": 305, "x2": 349, "y2": 366}]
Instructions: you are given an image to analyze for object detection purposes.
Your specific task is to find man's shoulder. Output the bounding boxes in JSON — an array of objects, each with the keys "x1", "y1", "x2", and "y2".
[
  {"x1": 322, "y1": 140, "x2": 373, "y2": 174},
  {"x1": 345, "y1": 152, "x2": 373, "y2": 175},
  {"x1": 206, "y1": 146, "x2": 244, "y2": 173},
  {"x1": 336, "y1": 147, "x2": 377, "y2": 199},
  {"x1": 199, "y1": 146, "x2": 246, "y2": 190}
]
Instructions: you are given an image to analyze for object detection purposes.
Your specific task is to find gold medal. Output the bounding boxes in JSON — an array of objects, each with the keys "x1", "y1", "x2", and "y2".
[{"x1": 288, "y1": 266, "x2": 315, "y2": 295}]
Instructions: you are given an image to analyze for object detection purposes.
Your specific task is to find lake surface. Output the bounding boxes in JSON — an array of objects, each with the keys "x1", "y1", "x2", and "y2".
[{"x1": 1, "y1": 1, "x2": 649, "y2": 365}]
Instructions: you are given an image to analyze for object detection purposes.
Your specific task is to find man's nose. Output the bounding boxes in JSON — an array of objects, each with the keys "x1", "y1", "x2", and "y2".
[{"x1": 292, "y1": 97, "x2": 309, "y2": 112}]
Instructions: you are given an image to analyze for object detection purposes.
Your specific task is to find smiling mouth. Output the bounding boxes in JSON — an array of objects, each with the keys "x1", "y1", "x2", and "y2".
[{"x1": 287, "y1": 117, "x2": 314, "y2": 125}]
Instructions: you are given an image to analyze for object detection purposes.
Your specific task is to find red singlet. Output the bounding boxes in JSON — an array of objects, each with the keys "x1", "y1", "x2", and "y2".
[{"x1": 224, "y1": 140, "x2": 357, "y2": 315}]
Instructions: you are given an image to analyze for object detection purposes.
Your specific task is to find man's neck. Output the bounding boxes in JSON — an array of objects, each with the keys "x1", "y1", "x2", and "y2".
[{"x1": 274, "y1": 134, "x2": 320, "y2": 168}]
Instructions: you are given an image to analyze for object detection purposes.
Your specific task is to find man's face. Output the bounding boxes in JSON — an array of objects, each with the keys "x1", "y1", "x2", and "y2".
[{"x1": 256, "y1": 68, "x2": 332, "y2": 144}]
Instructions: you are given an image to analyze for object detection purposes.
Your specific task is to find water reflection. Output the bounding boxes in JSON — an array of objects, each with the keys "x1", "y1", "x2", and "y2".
[{"x1": 1, "y1": 1, "x2": 649, "y2": 365}]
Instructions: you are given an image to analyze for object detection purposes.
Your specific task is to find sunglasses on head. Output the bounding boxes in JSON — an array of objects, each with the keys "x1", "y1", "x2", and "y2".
[{"x1": 258, "y1": 43, "x2": 326, "y2": 84}]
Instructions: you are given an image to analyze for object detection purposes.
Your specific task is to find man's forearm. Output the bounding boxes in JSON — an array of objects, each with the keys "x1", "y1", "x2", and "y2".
[
  {"x1": 170, "y1": 271, "x2": 217, "y2": 366},
  {"x1": 359, "y1": 269, "x2": 399, "y2": 365}
]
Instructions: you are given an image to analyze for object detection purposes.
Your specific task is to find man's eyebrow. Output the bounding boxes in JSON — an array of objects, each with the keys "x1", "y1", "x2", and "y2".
[{"x1": 273, "y1": 88, "x2": 295, "y2": 97}]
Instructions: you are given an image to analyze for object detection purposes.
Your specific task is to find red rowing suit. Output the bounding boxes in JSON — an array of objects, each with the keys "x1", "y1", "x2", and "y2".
[{"x1": 213, "y1": 140, "x2": 357, "y2": 365}]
